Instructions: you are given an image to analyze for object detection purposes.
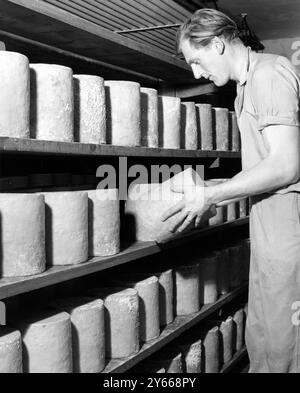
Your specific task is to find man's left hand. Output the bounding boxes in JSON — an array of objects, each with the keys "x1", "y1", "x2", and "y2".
[{"x1": 161, "y1": 183, "x2": 216, "y2": 233}]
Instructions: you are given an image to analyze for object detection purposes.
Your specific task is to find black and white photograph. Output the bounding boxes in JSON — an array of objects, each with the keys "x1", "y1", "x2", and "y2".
[{"x1": 0, "y1": 0, "x2": 299, "y2": 377}]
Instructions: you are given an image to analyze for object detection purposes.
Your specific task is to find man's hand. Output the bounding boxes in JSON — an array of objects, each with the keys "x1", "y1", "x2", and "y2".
[{"x1": 160, "y1": 183, "x2": 216, "y2": 233}]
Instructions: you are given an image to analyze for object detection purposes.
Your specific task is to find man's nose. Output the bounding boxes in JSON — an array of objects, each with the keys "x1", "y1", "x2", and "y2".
[{"x1": 191, "y1": 64, "x2": 203, "y2": 79}]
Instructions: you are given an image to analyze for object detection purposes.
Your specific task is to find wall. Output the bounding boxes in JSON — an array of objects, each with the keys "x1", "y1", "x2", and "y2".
[{"x1": 262, "y1": 37, "x2": 300, "y2": 72}]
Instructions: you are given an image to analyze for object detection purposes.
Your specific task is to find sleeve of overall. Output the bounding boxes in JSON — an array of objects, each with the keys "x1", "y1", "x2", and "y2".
[{"x1": 251, "y1": 57, "x2": 300, "y2": 131}]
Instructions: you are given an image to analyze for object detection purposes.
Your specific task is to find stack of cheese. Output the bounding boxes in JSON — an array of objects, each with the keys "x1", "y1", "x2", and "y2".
[
  {"x1": 0, "y1": 51, "x2": 240, "y2": 152},
  {"x1": 0, "y1": 189, "x2": 121, "y2": 279},
  {"x1": 130, "y1": 302, "x2": 247, "y2": 374}
]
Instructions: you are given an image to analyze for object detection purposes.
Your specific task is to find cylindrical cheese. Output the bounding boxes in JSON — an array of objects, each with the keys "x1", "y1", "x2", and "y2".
[
  {"x1": 43, "y1": 191, "x2": 88, "y2": 266},
  {"x1": 15, "y1": 310, "x2": 72, "y2": 373},
  {"x1": 175, "y1": 262, "x2": 200, "y2": 315},
  {"x1": 239, "y1": 198, "x2": 248, "y2": 219},
  {"x1": 196, "y1": 103, "x2": 213, "y2": 150},
  {"x1": 125, "y1": 183, "x2": 184, "y2": 242},
  {"x1": 217, "y1": 248, "x2": 230, "y2": 295},
  {"x1": 199, "y1": 253, "x2": 218, "y2": 305},
  {"x1": 218, "y1": 317, "x2": 234, "y2": 365},
  {"x1": 229, "y1": 111, "x2": 240, "y2": 152},
  {"x1": 141, "y1": 88, "x2": 159, "y2": 148},
  {"x1": 200, "y1": 326, "x2": 220, "y2": 373},
  {"x1": 0, "y1": 51, "x2": 30, "y2": 138},
  {"x1": 133, "y1": 267, "x2": 174, "y2": 327},
  {"x1": 228, "y1": 245, "x2": 243, "y2": 290},
  {"x1": 155, "y1": 269, "x2": 174, "y2": 327},
  {"x1": 233, "y1": 309, "x2": 245, "y2": 352},
  {"x1": 30, "y1": 64, "x2": 74, "y2": 142},
  {"x1": 111, "y1": 274, "x2": 160, "y2": 343},
  {"x1": 213, "y1": 108, "x2": 229, "y2": 151},
  {"x1": 0, "y1": 193, "x2": 46, "y2": 277},
  {"x1": 227, "y1": 202, "x2": 238, "y2": 222},
  {"x1": 87, "y1": 189, "x2": 120, "y2": 257},
  {"x1": 147, "y1": 352, "x2": 183, "y2": 373},
  {"x1": 51, "y1": 297, "x2": 105, "y2": 373},
  {"x1": 74, "y1": 75, "x2": 106, "y2": 145},
  {"x1": 158, "y1": 96, "x2": 181, "y2": 149},
  {"x1": 181, "y1": 102, "x2": 198, "y2": 150},
  {"x1": 179, "y1": 338, "x2": 202, "y2": 373},
  {"x1": 87, "y1": 287, "x2": 139, "y2": 359},
  {"x1": 105, "y1": 81, "x2": 141, "y2": 147},
  {"x1": 0, "y1": 327, "x2": 23, "y2": 373}
]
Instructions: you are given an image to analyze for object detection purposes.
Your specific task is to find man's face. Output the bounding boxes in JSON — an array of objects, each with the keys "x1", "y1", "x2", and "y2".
[{"x1": 180, "y1": 38, "x2": 230, "y2": 87}]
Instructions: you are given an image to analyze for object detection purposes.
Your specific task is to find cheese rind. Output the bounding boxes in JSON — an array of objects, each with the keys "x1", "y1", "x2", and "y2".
[
  {"x1": 213, "y1": 108, "x2": 229, "y2": 151},
  {"x1": 30, "y1": 64, "x2": 74, "y2": 142},
  {"x1": 74, "y1": 75, "x2": 106, "y2": 145},
  {"x1": 0, "y1": 193, "x2": 46, "y2": 277},
  {"x1": 196, "y1": 104, "x2": 213, "y2": 150},
  {"x1": 87, "y1": 287, "x2": 140, "y2": 359},
  {"x1": 0, "y1": 327, "x2": 23, "y2": 373},
  {"x1": 158, "y1": 96, "x2": 181, "y2": 149},
  {"x1": 43, "y1": 191, "x2": 88, "y2": 266},
  {"x1": 110, "y1": 274, "x2": 160, "y2": 343},
  {"x1": 87, "y1": 189, "x2": 120, "y2": 257},
  {"x1": 51, "y1": 297, "x2": 105, "y2": 373},
  {"x1": 199, "y1": 253, "x2": 219, "y2": 305},
  {"x1": 0, "y1": 52, "x2": 30, "y2": 138},
  {"x1": 141, "y1": 88, "x2": 159, "y2": 148},
  {"x1": 15, "y1": 310, "x2": 73, "y2": 373},
  {"x1": 105, "y1": 81, "x2": 141, "y2": 147},
  {"x1": 181, "y1": 102, "x2": 198, "y2": 150},
  {"x1": 175, "y1": 262, "x2": 200, "y2": 315}
]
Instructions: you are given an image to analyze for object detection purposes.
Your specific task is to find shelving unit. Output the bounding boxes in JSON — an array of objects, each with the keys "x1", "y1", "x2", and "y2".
[
  {"x1": 0, "y1": 137, "x2": 241, "y2": 159},
  {"x1": 220, "y1": 347, "x2": 249, "y2": 374},
  {"x1": 0, "y1": 0, "x2": 249, "y2": 374},
  {"x1": 0, "y1": 217, "x2": 249, "y2": 301},
  {"x1": 104, "y1": 285, "x2": 248, "y2": 373}
]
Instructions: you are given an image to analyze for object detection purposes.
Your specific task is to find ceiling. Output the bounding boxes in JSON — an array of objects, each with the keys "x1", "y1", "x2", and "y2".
[{"x1": 42, "y1": 0, "x2": 300, "y2": 55}]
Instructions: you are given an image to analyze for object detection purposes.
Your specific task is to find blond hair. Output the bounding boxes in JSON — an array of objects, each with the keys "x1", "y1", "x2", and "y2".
[{"x1": 177, "y1": 8, "x2": 239, "y2": 52}]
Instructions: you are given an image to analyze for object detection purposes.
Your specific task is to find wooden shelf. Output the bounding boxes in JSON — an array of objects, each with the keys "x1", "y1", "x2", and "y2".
[
  {"x1": 220, "y1": 347, "x2": 248, "y2": 374},
  {"x1": 0, "y1": 218, "x2": 249, "y2": 301},
  {"x1": 0, "y1": 137, "x2": 241, "y2": 159},
  {"x1": 104, "y1": 286, "x2": 248, "y2": 373},
  {"x1": 0, "y1": 0, "x2": 196, "y2": 84}
]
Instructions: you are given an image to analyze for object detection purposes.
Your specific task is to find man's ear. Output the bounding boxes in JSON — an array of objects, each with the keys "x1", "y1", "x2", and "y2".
[{"x1": 212, "y1": 36, "x2": 225, "y2": 55}]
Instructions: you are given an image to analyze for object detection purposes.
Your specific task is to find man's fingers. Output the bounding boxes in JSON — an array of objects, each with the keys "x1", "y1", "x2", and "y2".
[
  {"x1": 168, "y1": 210, "x2": 189, "y2": 233},
  {"x1": 195, "y1": 216, "x2": 202, "y2": 228},
  {"x1": 178, "y1": 212, "x2": 196, "y2": 233},
  {"x1": 161, "y1": 201, "x2": 185, "y2": 222}
]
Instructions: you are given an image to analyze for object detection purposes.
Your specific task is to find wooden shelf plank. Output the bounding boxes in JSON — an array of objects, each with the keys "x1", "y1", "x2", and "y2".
[
  {"x1": 0, "y1": 137, "x2": 241, "y2": 159},
  {"x1": 0, "y1": 0, "x2": 195, "y2": 83},
  {"x1": 220, "y1": 347, "x2": 248, "y2": 374},
  {"x1": 0, "y1": 218, "x2": 249, "y2": 301},
  {"x1": 104, "y1": 286, "x2": 248, "y2": 373}
]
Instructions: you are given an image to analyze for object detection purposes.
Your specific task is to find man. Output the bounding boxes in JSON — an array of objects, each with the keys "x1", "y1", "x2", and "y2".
[{"x1": 161, "y1": 8, "x2": 300, "y2": 373}]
